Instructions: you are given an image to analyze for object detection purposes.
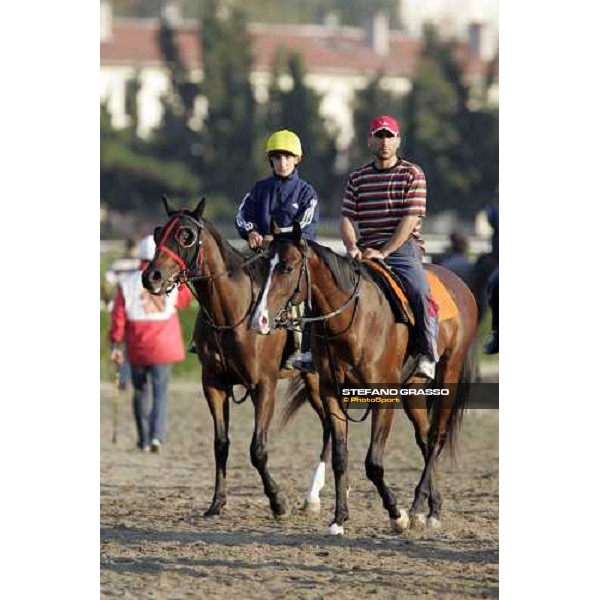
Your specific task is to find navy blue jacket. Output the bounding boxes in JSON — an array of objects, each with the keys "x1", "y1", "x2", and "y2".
[{"x1": 235, "y1": 170, "x2": 319, "y2": 240}]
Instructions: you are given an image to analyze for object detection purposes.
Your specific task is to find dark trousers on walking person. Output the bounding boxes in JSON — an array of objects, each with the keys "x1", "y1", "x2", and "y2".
[
  {"x1": 130, "y1": 364, "x2": 171, "y2": 450},
  {"x1": 384, "y1": 239, "x2": 439, "y2": 361},
  {"x1": 483, "y1": 268, "x2": 499, "y2": 354}
]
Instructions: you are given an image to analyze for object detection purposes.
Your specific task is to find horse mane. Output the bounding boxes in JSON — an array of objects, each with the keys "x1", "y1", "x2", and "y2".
[
  {"x1": 307, "y1": 240, "x2": 370, "y2": 292},
  {"x1": 202, "y1": 218, "x2": 268, "y2": 281},
  {"x1": 202, "y1": 219, "x2": 245, "y2": 268}
]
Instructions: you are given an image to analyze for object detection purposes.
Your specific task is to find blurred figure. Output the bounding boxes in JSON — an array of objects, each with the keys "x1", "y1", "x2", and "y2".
[
  {"x1": 109, "y1": 235, "x2": 192, "y2": 453},
  {"x1": 483, "y1": 267, "x2": 499, "y2": 354},
  {"x1": 471, "y1": 204, "x2": 499, "y2": 324},
  {"x1": 486, "y1": 203, "x2": 499, "y2": 260},
  {"x1": 436, "y1": 229, "x2": 473, "y2": 284},
  {"x1": 103, "y1": 237, "x2": 140, "y2": 390}
]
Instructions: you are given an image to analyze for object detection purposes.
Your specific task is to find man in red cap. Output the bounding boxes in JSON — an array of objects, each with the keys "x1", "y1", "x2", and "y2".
[{"x1": 340, "y1": 115, "x2": 439, "y2": 379}]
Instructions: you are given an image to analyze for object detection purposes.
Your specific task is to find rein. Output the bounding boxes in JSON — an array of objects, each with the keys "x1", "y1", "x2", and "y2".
[{"x1": 274, "y1": 252, "x2": 362, "y2": 331}]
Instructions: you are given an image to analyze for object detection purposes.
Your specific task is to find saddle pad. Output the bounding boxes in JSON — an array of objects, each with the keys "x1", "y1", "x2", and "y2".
[{"x1": 364, "y1": 260, "x2": 458, "y2": 324}]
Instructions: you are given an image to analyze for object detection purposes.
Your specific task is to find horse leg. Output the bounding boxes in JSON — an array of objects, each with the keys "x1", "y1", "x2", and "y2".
[
  {"x1": 301, "y1": 373, "x2": 330, "y2": 513},
  {"x1": 250, "y1": 378, "x2": 289, "y2": 518},
  {"x1": 324, "y1": 393, "x2": 349, "y2": 535},
  {"x1": 203, "y1": 381, "x2": 230, "y2": 517},
  {"x1": 422, "y1": 356, "x2": 465, "y2": 528},
  {"x1": 403, "y1": 397, "x2": 434, "y2": 527},
  {"x1": 364, "y1": 407, "x2": 409, "y2": 533}
]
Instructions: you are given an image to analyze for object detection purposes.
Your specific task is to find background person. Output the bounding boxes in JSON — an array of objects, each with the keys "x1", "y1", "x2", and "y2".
[
  {"x1": 109, "y1": 235, "x2": 192, "y2": 452},
  {"x1": 235, "y1": 129, "x2": 319, "y2": 370},
  {"x1": 103, "y1": 236, "x2": 140, "y2": 390},
  {"x1": 483, "y1": 267, "x2": 499, "y2": 354},
  {"x1": 436, "y1": 229, "x2": 473, "y2": 285}
]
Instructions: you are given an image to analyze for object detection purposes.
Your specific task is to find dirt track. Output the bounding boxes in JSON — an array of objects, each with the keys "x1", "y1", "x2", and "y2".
[{"x1": 100, "y1": 379, "x2": 498, "y2": 599}]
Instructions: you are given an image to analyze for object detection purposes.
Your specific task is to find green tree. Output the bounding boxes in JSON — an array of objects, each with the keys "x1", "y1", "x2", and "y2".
[
  {"x1": 149, "y1": 16, "x2": 203, "y2": 174},
  {"x1": 403, "y1": 27, "x2": 498, "y2": 218},
  {"x1": 100, "y1": 101, "x2": 200, "y2": 215},
  {"x1": 199, "y1": 1, "x2": 261, "y2": 206},
  {"x1": 265, "y1": 52, "x2": 339, "y2": 214}
]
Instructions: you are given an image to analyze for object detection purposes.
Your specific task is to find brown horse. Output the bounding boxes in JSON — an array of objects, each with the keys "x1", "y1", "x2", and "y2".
[
  {"x1": 141, "y1": 198, "x2": 329, "y2": 518},
  {"x1": 252, "y1": 223, "x2": 478, "y2": 534}
]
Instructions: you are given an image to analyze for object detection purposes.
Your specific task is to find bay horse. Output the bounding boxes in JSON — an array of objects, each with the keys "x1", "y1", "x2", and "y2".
[
  {"x1": 252, "y1": 223, "x2": 478, "y2": 535},
  {"x1": 141, "y1": 197, "x2": 329, "y2": 518}
]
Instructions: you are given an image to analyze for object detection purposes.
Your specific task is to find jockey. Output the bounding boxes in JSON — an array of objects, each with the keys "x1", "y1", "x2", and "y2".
[
  {"x1": 235, "y1": 130, "x2": 319, "y2": 370},
  {"x1": 340, "y1": 115, "x2": 439, "y2": 379}
]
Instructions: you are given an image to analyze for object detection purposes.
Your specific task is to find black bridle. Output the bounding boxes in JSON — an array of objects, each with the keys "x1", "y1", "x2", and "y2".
[{"x1": 268, "y1": 243, "x2": 362, "y2": 336}]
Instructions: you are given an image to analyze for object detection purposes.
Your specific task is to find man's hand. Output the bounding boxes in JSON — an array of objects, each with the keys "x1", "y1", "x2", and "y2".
[
  {"x1": 347, "y1": 245, "x2": 362, "y2": 259},
  {"x1": 261, "y1": 234, "x2": 274, "y2": 249},
  {"x1": 363, "y1": 247, "x2": 386, "y2": 260},
  {"x1": 111, "y1": 348, "x2": 124, "y2": 367},
  {"x1": 248, "y1": 231, "x2": 263, "y2": 249}
]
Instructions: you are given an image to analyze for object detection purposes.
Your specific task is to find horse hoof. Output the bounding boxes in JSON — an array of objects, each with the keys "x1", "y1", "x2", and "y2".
[
  {"x1": 300, "y1": 498, "x2": 321, "y2": 514},
  {"x1": 427, "y1": 516, "x2": 441, "y2": 529},
  {"x1": 274, "y1": 510, "x2": 290, "y2": 521},
  {"x1": 410, "y1": 512, "x2": 427, "y2": 528},
  {"x1": 390, "y1": 510, "x2": 410, "y2": 533},
  {"x1": 203, "y1": 507, "x2": 222, "y2": 518},
  {"x1": 327, "y1": 522, "x2": 345, "y2": 536}
]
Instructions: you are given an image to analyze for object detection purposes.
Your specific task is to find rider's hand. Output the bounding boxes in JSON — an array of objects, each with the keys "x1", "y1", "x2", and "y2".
[
  {"x1": 110, "y1": 348, "x2": 124, "y2": 367},
  {"x1": 248, "y1": 231, "x2": 263, "y2": 249},
  {"x1": 347, "y1": 245, "x2": 362, "y2": 260},
  {"x1": 363, "y1": 247, "x2": 386, "y2": 260}
]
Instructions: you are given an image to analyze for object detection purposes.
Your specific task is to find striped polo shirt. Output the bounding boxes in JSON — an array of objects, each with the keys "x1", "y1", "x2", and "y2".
[{"x1": 341, "y1": 158, "x2": 427, "y2": 251}]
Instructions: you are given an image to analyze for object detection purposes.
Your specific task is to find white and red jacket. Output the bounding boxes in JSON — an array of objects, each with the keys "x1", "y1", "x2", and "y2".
[{"x1": 109, "y1": 265, "x2": 193, "y2": 366}]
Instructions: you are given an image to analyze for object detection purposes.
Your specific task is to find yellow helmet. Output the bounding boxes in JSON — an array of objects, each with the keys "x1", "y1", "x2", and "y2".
[{"x1": 265, "y1": 130, "x2": 302, "y2": 158}]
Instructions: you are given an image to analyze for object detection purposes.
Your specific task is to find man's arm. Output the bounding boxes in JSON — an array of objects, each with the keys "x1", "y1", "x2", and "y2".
[
  {"x1": 235, "y1": 192, "x2": 257, "y2": 241},
  {"x1": 341, "y1": 216, "x2": 361, "y2": 258},
  {"x1": 380, "y1": 215, "x2": 420, "y2": 257},
  {"x1": 297, "y1": 189, "x2": 319, "y2": 237},
  {"x1": 109, "y1": 286, "x2": 126, "y2": 365}
]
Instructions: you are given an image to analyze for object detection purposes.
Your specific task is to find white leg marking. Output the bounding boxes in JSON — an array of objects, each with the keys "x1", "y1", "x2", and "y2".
[
  {"x1": 305, "y1": 461, "x2": 326, "y2": 503},
  {"x1": 251, "y1": 254, "x2": 278, "y2": 334},
  {"x1": 327, "y1": 522, "x2": 345, "y2": 536},
  {"x1": 391, "y1": 510, "x2": 410, "y2": 533}
]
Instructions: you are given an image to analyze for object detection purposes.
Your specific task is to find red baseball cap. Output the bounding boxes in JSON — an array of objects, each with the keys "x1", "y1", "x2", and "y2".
[{"x1": 369, "y1": 115, "x2": 400, "y2": 136}]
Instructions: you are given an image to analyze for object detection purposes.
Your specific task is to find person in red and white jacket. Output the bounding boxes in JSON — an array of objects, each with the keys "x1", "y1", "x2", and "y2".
[{"x1": 110, "y1": 235, "x2": 192, "y2": 452}]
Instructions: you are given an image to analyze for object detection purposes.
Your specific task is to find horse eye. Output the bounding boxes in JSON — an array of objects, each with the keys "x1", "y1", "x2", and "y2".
[{"x1": 177, "y1": 228, "x2": 196, "y2": 248}]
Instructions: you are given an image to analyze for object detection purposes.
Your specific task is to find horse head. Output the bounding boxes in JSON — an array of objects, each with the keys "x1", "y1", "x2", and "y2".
[
  {"x1": 141, "y1": 195, "x2": 206, "y2": 295},
  {"x1": 251, "y1": 221, "x2": 309, "y2": 334}
]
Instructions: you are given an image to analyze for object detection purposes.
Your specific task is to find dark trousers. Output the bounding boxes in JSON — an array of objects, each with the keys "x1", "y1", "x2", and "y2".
[
  {"x1": 384, "y1": 239, "x2": 439, "y2": 361},
  {"x1": 487, "y1": 268, "x2": 499, "y2": 331},
  {"x1": 130, "y1": 364, "x2": 171, "y2": 448}
]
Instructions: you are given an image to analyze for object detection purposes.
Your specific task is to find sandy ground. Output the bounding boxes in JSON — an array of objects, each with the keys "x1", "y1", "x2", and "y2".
[{"x1": 100, "y1": 375, "x2": 498, "y2": 599}]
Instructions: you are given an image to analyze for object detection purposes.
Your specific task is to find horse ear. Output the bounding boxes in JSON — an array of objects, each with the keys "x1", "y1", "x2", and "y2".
[
  {"x1": 293, "y1": 220, "x2": 302, "y2": 242},
  {"x1": 162, "y1": 194, "x2": 175, "y2": 216},
  {"x1": 192, "y1": 197, "x2": 206, "y2": 221}
]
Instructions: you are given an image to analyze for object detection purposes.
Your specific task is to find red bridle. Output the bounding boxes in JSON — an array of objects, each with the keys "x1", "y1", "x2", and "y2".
[{"x1": 156, "y1": 213, "x2": 205, "y2": 277}]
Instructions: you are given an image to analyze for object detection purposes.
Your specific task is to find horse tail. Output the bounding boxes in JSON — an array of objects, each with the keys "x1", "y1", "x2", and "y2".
[
  {"x1": 439, "y1": 342, "x2": 475, "y2": 460},
  {"x1": 279, "y1": 375, "x2": 310, "y2": 428}
]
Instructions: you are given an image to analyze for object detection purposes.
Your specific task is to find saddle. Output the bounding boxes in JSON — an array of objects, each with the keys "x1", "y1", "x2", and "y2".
[{"x1": 362, "y1": 260, "x2": 458, "y2": 326}]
